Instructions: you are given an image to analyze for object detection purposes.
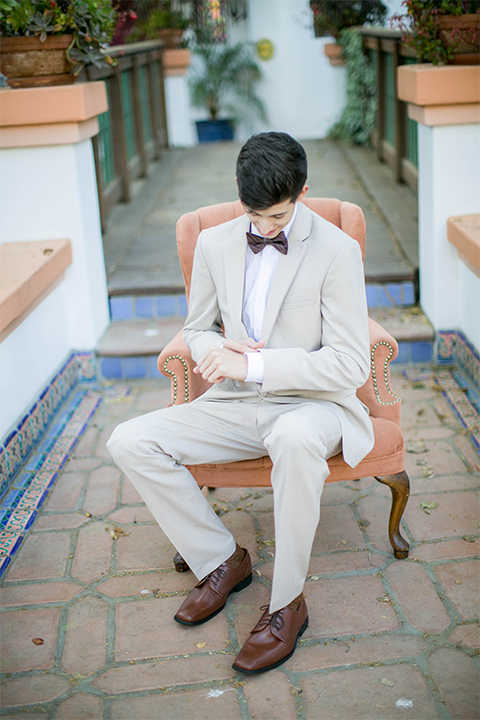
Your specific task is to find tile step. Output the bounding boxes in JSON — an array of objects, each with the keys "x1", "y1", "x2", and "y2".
[
  {"x1": 369, "y1": 306, "x2": 435, "y2": 364},
  {"x1": 96, "y1": 307, "x2": 435, "y2": 379},
  {"x1": 96, "y1": 317, "x2": 184, "y2": 380},
  {"x1": 108, "y1": 278, "x2": 416, "y2": 323}
]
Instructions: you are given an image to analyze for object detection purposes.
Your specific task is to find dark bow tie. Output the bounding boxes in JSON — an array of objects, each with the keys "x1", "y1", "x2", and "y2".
[{"x1": 246, "y1": 230, "x2": 288, "y2": 255}]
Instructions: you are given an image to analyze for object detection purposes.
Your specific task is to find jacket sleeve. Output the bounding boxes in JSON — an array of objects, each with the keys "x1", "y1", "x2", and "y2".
[
  {"x1": 183, "y1": 232, "x2": 225, "y2": 362},
  {"x1": 260, "y1": 240, "x2": 370, "y2": 393}
]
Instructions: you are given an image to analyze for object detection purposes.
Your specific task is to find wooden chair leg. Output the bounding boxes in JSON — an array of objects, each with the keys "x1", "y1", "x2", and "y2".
[
  {"x1": 173, "y1": 552, "x2": 190, "y2": 573},
  {"x1": 374, "y1": 470, "x2": 410, "y2": 559}
]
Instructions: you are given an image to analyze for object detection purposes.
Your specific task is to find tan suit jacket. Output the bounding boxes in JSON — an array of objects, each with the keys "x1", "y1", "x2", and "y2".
[{"x1": 183, "y1": 202, "x2": 374, "y2": 468}]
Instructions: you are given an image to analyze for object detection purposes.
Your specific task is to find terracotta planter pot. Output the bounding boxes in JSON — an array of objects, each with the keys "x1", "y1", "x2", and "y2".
[
  {"x1": 324, "y1": 42, "x2": 345, "y2": 66},
  {"x1": 157, "y1": 28, "x2": 184, "y2": 49},
  {"x1": 435, "y1": 14, "x2": 480, "y2": 65},
  {"x1": 162, "y1": 48, "x2": 191, "y2": 77},
  {"x1": 0, "y1": 35, "x2": 77, "y2": 88}
]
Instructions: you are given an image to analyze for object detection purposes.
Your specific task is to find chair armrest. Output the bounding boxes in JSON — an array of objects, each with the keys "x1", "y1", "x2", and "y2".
[
  {"x1": 356, "y1": 318, "x2": 402, "y2": 423},
  {"x1": 158, "y1": 319, "x2": 402, "y2": 418},
  {"x1": 157, "y1": 329, "x2": 211, "y2": 405}
]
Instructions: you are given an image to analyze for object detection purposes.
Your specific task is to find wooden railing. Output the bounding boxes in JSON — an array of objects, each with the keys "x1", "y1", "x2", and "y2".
[
  {"x1": 359, "y1": 27, "x2": 419, "y2": 193},
  {"x1": 85, "y1": 40, "x2": 168, "y2": 229}
]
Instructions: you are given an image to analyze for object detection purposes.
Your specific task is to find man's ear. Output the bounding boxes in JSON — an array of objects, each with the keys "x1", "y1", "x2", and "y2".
[{"x1": 297, "y1": 184, "x2": 309, "y2": 202}]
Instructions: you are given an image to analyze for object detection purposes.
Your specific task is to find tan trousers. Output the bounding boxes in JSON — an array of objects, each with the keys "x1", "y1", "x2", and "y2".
[{"x1": 107, "y1": 396, "x2": 342, "y2": 613}]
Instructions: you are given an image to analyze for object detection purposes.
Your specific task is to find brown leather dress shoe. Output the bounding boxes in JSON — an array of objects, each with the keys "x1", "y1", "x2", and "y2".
[
  {"x1": 232, "y1": 598, "x2": 308, "y2": 673},
  {"x1": 174, "y1": 548, "x2": 252, "y2": 626}
]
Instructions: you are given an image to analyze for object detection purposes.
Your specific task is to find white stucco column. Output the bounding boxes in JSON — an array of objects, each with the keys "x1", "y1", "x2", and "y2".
[
  {"x1": 398, "y1": 64, "x2": 480, "y2": 349},
  {"x1": 163, "y1": 49, "x2": 196, "y2": 147},
  {"x1": 0, "y1": 82, "x2": 110, "y2": 437},
  {"x1": 417, "y1": 123, "x2": 480, "y2": 331},
  {"x1": 0, "y1": 82, "x2": 110, "y2": 349}
]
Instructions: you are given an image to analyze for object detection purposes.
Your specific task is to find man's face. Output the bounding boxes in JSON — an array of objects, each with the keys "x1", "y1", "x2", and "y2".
[{"x1": 241, "y1": 184, "x2": 308, "y2": 238}]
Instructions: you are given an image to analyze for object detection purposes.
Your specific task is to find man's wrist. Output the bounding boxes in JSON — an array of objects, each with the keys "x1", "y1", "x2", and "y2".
[{"x1": 244, "y1": 350, "x2": 265, "y2": 384}]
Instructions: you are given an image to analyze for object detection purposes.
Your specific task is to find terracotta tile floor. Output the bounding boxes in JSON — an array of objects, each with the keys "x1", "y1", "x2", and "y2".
[{"x1": 0, "y1": 368, "x2": 479, "y2": 719}]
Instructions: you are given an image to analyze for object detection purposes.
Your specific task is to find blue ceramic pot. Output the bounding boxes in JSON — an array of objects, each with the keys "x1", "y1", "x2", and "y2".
[{"x1": 196, "y1": 119, "x2": 234, "y2": 143}]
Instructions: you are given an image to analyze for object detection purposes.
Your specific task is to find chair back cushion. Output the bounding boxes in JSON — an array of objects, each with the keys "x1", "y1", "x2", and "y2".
[{"x1": 177, "y1": 198, "x2": 366, "y2": 299}]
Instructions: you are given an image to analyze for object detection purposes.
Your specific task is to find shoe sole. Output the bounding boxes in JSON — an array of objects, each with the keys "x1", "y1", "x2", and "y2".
[
  {"x1": 232, "y1": 615, "x2": 309, "y2": 674},
  {"x1": 174, "y1": 573, "x2": 253, "y2": 626}
]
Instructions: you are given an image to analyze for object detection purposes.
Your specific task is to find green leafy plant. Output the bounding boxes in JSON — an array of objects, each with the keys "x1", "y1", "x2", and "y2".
[
  {"x1": 310, "y1": 0, "x2": 388, "y2": 39},
  {"x1": 328, "y1": 28, "x2": 376, "y2": 146},
  {"x1": 0, "y1": 0, "x2": 17, "y2": 13},
  {"x1": 127, "y1": 0, "x2": 189, "y2": 43},
  {"x1": 391, "y1": 0, "x2": 480, "y2": 65},
  {"x1": 0, "y1": 0, "x2": 117, "y2": 74},
  {"x1": 190, "y1": 42, "x2": 267, "y2": 123}
]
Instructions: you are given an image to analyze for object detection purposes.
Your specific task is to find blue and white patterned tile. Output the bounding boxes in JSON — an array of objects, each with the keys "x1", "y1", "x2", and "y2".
[
  {"x1": 437, "y1": 331, "x2": 457, "y2": 364},
  {"x1": 0, "y1": 508, "x2": 37, "y2": 533},
  {"x1": 0, "y1": 531, "x2": 22, "y2": 558},
  {"x1": 34, "y1": 469, "x2": 59, "y2": 489},
  {"x1": 17, "y1": 485, "x2": 50, "y2": 510},
  {"x1": 11, "y1": 472, "x2": 36, "y2": 491},
  {"x1": 77, "y1": 352, "x2": 97, "y2": 381}
]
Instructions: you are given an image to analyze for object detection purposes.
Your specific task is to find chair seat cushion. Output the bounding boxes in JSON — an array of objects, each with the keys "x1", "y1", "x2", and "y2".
[{"x1": 187, "y1": 417, "x2": 405, "y2": 487}]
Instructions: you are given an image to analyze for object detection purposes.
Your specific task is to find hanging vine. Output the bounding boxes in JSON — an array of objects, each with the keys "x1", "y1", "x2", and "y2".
[{"x1": 328, "y1": 28, "x2": 377, "y2": 147}]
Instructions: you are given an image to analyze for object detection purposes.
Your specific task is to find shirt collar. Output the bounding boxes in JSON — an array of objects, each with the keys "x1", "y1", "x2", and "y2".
[{"x1": 251, "y1": 202, "x2": 298, "y2": 240}]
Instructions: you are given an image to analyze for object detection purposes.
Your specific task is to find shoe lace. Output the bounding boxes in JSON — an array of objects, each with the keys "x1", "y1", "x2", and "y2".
[
  {"x1": 203, "y1": 565, "x2": 227, "y2": 588},
  {"x1": 259, "y1": 605, "x2": 285, "y2": 631}
]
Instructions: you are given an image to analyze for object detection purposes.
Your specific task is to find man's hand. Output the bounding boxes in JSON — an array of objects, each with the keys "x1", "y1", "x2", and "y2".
[{"x1": 193, "y1": 346, "x2": 248, "y2": 384}]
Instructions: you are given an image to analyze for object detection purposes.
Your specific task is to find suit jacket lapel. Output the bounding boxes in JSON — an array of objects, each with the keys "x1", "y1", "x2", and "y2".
[
  {"x1": 261, "y1": 203, "x2": 313, "y2": 344},
  {"x1": 224, "y1": 215, "x2": 250, "y2": 339}
]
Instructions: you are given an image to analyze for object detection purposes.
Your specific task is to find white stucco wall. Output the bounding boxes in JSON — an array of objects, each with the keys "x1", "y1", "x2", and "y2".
[
  {"x1": 175, "y1": 0, "x2": 347, "y2": 145},
  {"x1": 0, "y1": 137, "x2": 109, "y2": 440},
  {"x1": 417, "y1": 122, "x2": 480, "y2": 350},
  {"x1": 243, "y1": 0, "x2": 346, "y2": 141},
  {"x1": 0, "y1": 283, "x2": 71, "y2": 439}
]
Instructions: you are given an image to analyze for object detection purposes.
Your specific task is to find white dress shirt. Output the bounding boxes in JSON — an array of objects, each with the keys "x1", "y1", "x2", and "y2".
[{"x1": 244, "y1": 204, "x2": 298, "y2": 383}]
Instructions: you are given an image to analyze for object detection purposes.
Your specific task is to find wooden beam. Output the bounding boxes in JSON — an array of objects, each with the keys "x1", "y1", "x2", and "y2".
[
  {"x1": 132, "y1": 56, "x2": 148, "y2": 178},
  {"x1": 109, "y1": 66, "x2": 131, "y2": 203}
]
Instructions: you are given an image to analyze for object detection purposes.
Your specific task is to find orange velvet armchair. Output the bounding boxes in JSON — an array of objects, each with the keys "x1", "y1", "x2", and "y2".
[{"x1": 158, "y1": 198, "x2": 410, "y2": 565}]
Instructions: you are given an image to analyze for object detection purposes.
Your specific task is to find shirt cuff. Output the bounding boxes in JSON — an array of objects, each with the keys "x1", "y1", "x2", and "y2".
[{"x1": 245, "y1": 350, "x2": 265, "y2": 384}]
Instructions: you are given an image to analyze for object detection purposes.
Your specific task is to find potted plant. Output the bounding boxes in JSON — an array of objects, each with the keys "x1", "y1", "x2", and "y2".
[
  {"x1": 0, "y1": 0, "x2": 117, "y2": 88},
  {"x1": 190, "y1": 42, "x2": 267, "y2": 143},
  {"x1": 391, "y1": 0, "x2": 480, "y2": 65},
  {"x1": 125, "y1": 0, "x2": 189, "y2": 48},
  {"x1": 310, "y1": 0, "x2": 387, "y2": 66}
]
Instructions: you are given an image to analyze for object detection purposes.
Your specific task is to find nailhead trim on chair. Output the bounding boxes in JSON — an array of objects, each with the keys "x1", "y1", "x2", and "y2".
[
  {"x1": 371, "y1": 341, "x2": 400, "y2": 405},
  {"x1": 162, "y1": 344, "x2": 398, "y2": 407},
  {"x1": 162, "y1": 355, "x2": 189, "y2": 405}
]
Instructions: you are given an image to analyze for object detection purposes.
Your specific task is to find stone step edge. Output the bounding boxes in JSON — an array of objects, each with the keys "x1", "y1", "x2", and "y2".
[
  {"x1": 97, "y1": 338, "x2": 436, "y2": 379},
  {"x1": 96, "y1": 308, "x2": 435, "y2": 378},
  {"x1": 98, "y1": 308, "x2": 434, "y2": 356},
  {"x1": 108, "y1": 279, "x2": 417, "y2": 322},
  {"x1": 107, "y1": 273, "x2": 417, "y2": 298}
]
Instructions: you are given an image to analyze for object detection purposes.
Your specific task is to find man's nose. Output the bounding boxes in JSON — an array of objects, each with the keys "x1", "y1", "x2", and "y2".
[{"x1": 257, "y1": 220, "x2": 275, "y2": 236}]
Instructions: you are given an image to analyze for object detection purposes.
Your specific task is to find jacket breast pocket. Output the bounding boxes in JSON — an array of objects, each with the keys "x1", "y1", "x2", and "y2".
[{"x1": 281, "y1": 298, "x2": 317, "y2": 310}]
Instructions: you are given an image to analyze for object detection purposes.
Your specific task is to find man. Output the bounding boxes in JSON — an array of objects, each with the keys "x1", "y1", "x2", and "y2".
[{"x1": 108, "y1": 132, "x2": 374, "y2": 674}]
